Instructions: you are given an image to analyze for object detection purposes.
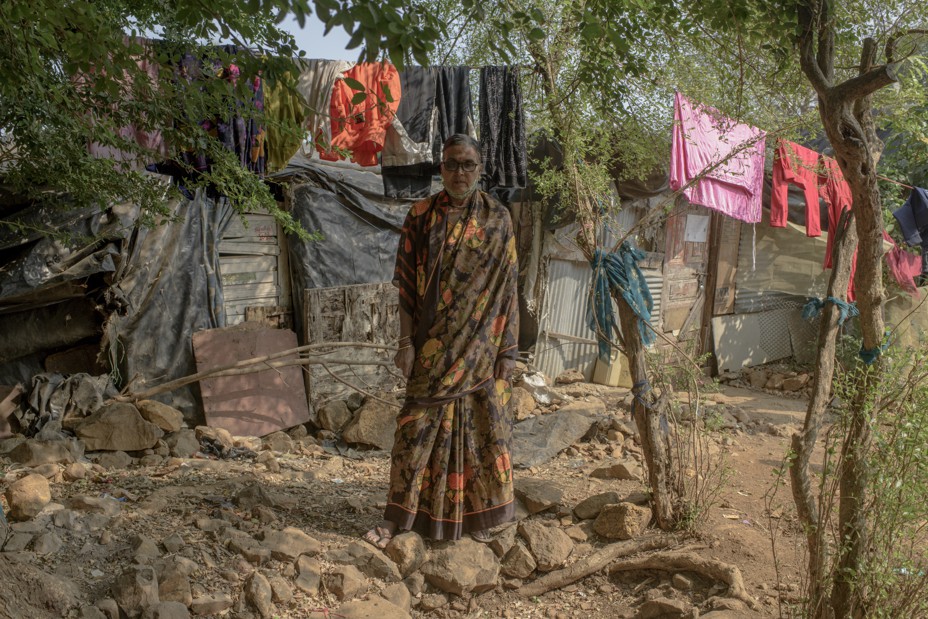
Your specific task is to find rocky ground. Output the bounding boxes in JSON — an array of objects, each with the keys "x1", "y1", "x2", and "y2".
[{"x1": 0, "y1": 366, "x2": 816, "y2": 619}]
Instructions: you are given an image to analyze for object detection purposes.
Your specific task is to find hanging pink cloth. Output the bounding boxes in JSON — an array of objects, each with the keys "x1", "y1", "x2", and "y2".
[
  {"x1": 820, "y1": 157, "x2": 857, "y2": 300},
  {"x1": 670, "y1": 92, "x2": 766, "y2": 223},
  {"x1": 771, "y1": 140, "x2": 822, "y2": 236},
  {"x1": 883, "y1": 230, "x2": 921, "y2": 297}
]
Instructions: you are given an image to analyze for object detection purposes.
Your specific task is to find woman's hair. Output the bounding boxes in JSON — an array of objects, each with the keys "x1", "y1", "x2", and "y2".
[{"x1": 442, "y1": 133, "x2": 481, "y2": 159}]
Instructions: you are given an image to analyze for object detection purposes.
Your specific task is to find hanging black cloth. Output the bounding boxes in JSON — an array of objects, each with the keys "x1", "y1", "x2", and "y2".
[
  {"x1": 431, "y1": 66, "x2": 476, "y2": 162},
  {"x1": 383, "y1": 66, "x2": 438, "y2": 199},
  {"x1": 479, "y1": 66, "x2": 527, "y2": 189}
]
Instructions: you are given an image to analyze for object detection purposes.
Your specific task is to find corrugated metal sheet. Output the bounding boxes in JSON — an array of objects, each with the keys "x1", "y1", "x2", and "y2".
[
  {"x1": 535, "y1": 257, "x2": 662, "y2": 382},
  {"x1": 734, "y1": 288, "x2": 807, "y2": 314}
]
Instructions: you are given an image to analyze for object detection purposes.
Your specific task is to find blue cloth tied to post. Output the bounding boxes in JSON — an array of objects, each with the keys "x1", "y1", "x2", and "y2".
[
  {"x1": 587, "y1": 242, "x2": 655, "y2": 362},
  {"x1": 802, "y1": 296, "x2": 859, "y2": 326}
]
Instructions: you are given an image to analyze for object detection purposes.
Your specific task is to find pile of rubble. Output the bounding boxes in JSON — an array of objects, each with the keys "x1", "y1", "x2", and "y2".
[
  {"x1": 720, "y1": 365, "x2": 813, "y2": 398},
  {"x1": 0, "y1": 369, "x2": 758, "y2": 618}
]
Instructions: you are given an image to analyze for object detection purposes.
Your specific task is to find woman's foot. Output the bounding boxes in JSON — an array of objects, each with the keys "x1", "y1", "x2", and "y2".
[
  {"x1": 470, "y1": 529, "x2": 493, "y2": 543},
  {"x1": 362, "y1": 522, "x2": 396, "y2": 549}
]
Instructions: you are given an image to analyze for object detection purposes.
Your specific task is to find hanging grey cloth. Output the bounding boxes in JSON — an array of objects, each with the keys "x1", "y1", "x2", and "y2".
[{"x1": 479, "y1": 66, "x2": 527, "y2": 189}]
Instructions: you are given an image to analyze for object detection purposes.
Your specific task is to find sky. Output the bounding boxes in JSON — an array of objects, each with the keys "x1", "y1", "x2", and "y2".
[{"x1": 280, "y1": 13, "x2": 356, "y2": 61}]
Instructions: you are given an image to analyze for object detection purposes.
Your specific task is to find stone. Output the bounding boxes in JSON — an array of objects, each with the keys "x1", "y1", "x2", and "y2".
[
  {"x1": 672, "y1": 573, "x2": 693, "y2": 591},
  {"x1": 766, "y1": 373, "x2": 786, "y2": 390},
  {"x1": 80, "y1": 606, "x2": 108, "y2": 619},
  {"x1": 783, "y1": 374, "x2": 810, "y2": 392},
  {"x1": 189, "y1": 593, "x2": 233, "y2": 615},
  {"x1": 574, "y1": 491, "x2": 622, "y2": 520},
  {"x1": 53, "y1": 508, "x2": 79, "y2": 530},
  {"x1": 245, "y1": 572, "x2": 274, "y2": 618},
  {"x1": 514, "y1": 478, "x2": 563, "y2": 514},
  {"x1": 156, "y1": 561, "x2": 193, "y2": 606},
  {"x1": 96, "y1": 451, "x2": 133, "y2": 469},
  {"x1": 260, "y1": 527, "x2": 321, "y2": 561},
  {"x1": 162, "y1": 533, "x2": 185, "y2": 554},
  {"x1": 590, "y1": 461, "x2": 643, "y2": 481},
  {"x1": 130, "y1": 534, "x2": 162, "y2": 563},
  {"x1": 318, "y1": 400, "x2": 353, "y2": 432},
  {"x1": 8, "y1": 440, "x2": 75, "y2": 467},
  {"x1": 295, "y1": 555, "x2": 322, "y2": 594},
  {"x1": 518, "y1": 521, "x2": 573, "y2": 572},
  {"x1": 555, "y1": 369, "x2": 585, "y2": 385},
  {"x1": 418, "y1": 593, "x2": 449, "y2": 612},
  {"x1": 594, "y1": 503, "x2": 652, "y2": 540},
  {"x1": 324, "y1": 565, "x2": 365, "y2": 601},
  {"x1": 384, "y1": 531, "x2": 427, "y2": 577},
  {"x1": 97, "y1": 598, "x2": 120, "y2": 619},
  {"x1": 234, "y1": 436, "x2": 263, "y2": 451},
  {"x1": 635, "y1": 597, "x2": 689, "y2": 619},
  {"x1": 75, "y1": 403, "x2": 163, "y2": 452},
  {"x1": 511, "y1": 409, "x2": 598, "y2": 468},
  {"x1": 235, "y1": 484, "x2": 278, "y2": 510},
  {"x1": 346, "y1": 392, "x2": 364, "y2": 412},
  {"x1": 165, "y1": 429, "x2": 199, "y2": 458},
  {"x1": 268, "y1": 574, "x2": 293, "y2": 603},
  {"x1": 141, "y1": 601, "x2": 190, "y2": 619},
  {"x1": 5, "y1": 473, "x2": 51, "y2": 520},
  {"x1": 137, "y1": 400, "x2": 184, "y2": 433},
  {"x1": 341, "y1": 394, "x2": 399, "y2": 450},
  {"x1": 510, "y1": 386, "x2": 536, "y2": 421},
  {"x1": 748, "y1": 369, "x2": 768, "y2": 389},
  {"x1": 139, "y1": 455, "x2": 163, "y2": 467},
  {"x1": 623, "y1": 490, "x2": 651, "y2": 506},
  {"x1": 420, "y1": 538, "x2": 500, "y2": 595},
  {"x1": 33, "y1": 530, "x2": 63, "y2": 555},
  {"x1": 194, "y1": 426, "x2": 234, "y2": 450},
  {"x1": 327, "y1": 541, "x2": 401, "y2": 582},
  {"x1": 70, "y1": 495, "x2": 121, "y2": 517},
  {"x1": 488, "y1": 525, "x2": 518, "y2": 558},
  {"x1": 3, "y1": 531, "x2": 32, "y2": 551},
  {"x1": 112, "y1": 565, "x2": 160, "y2": 616},
  {"x1": 63, "y1": 462, "x2": 90, "y2": 481},
  {"x1": 380, "y1": 582, "x2": 412, "y2": 612},
  {"x1": 262, "y1": 431, "x2": 293, "y2": 454},
  {"x1": 564, "y1": 525, "x2": 588, "y2": 543},
  {"x1": 501, "y1": 543, "x2": 537, "y2": 578}
]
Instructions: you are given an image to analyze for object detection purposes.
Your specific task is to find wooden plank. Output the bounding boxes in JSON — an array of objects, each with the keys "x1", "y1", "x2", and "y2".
[
  {"x1": 219, "y1": 241, "x2": 280, "y2": 256},
  {"x1": 713, "y1": 218, "x2": 741, "y2": 316},
  {"x1": 192, "y1": 324, "x2": 310, "y2": 437},
  {"x1": 223, "y1": 214, "x2": 278, "y2": 240},
  {"x1": 221, "y1": 271, "x2": 278, "y2": 287},
  {"x1": 223, "y1": 282, "x2": 280, "y2": 302},
  {"x1": 303, "y1": 283, "x2": 401, "y2": 417},
  {"x1": 244, "y1": 305, "x2": 293, "y2": 330},
  {"x1": 225, "y1": 296, "x2": 282, "y2": 317},
  {"x1": 220, "y1": 255, "x2": 277, "y2": 275}
]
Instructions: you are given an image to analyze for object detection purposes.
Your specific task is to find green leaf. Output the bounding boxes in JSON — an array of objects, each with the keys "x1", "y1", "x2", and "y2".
[
  {"x1": 351, "y1": 91, "x2": 368, "y2": 105},
  {"x1": 382, "y1": 83, "x2": 394, "y2": 103},
  {"x1": 343, "y1": 76, "x2": 365, "y2": 91}
]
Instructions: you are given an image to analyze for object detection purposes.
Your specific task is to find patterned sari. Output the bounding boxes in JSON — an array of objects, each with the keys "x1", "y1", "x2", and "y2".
[{"x1": 386, "y1": 190, "x2": 519, "y2": 539}]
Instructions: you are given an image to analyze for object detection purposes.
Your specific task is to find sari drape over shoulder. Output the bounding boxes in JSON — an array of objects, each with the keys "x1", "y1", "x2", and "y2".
[{"x1": 387, "y1": 189, "x2": 519, "y2": 539}]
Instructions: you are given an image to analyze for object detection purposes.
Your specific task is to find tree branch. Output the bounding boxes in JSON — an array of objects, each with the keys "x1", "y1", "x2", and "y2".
[
  {"x1": 832, "y1": 63, "x2": 899, "y2": 102},
  {"x1": 885, "y1": 28, "x2": 928, "y2": 63},
  {"x1": 797, "y1": 1, "x2": 830, "y2": 95}
]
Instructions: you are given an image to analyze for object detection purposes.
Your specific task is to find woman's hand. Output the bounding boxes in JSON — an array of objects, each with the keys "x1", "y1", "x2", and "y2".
[
  {"x1": 494, "y1": 357, "x2": 515, "y2": 380},
  {"x1": 395, "y1": 346, "x2": 415, "y2": 379}
]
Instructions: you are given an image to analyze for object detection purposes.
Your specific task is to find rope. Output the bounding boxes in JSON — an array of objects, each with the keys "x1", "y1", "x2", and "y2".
[
  {"x1": 802, "y1": 296, "x2": 859, "y2": 325},
  {"x1": 587, "y1": 242, "x2": 655, "y2": 362}
]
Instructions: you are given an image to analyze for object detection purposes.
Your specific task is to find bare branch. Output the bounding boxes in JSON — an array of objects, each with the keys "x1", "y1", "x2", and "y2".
[
  {"x1": 833, "y1": 63, "x2": 899, "y2": 102},
  {"x1": 885, "y1": 28, "x2": 928, "y2": 63},
  {"x1": 797, "y1": 1, "x2": 831, "y2": 95}
]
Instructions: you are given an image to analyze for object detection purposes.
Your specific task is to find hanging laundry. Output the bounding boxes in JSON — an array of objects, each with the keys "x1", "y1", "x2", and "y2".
[
  {"x1": 86, "y1": 36, "x2": 169, "y2": 167},
  {"x1": 431, "y1": 66, "x2": 477, "y2": 163},
  {"x1": 318, "y1": 62, "x2": 401, "y2": 166},
  {"x1": 819, "y1": 157, "x2": 856, "y2": 301},
  {"x1": 669, "y1": 92, "x2": 766, "y2": 223},
  {"x1": 892, "y1": 187, "x2": 928, "y2": 275},
  {"x1": 479, "y1": 66, "x2": 527, "y2": 190},
  {"x1": 296, "y1": 59, "x2": 354, "y2": 156},
  {"x1": 264, "y1": 72, "x2": 306, "y2": 172},
  {"x1": 883, "y1": 231, "x2": 921, "y2": 297},
  {"x1": 770, "y1": 140, "x2": 822, "y2": 236},
  {"x1": 382, "y1": 66, "x2": 439, "y2": 199}
]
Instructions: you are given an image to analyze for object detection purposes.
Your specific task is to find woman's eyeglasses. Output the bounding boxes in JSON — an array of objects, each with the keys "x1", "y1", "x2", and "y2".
[{"x1": 442, "y1": 160, "x2": 479, "y2": 172}]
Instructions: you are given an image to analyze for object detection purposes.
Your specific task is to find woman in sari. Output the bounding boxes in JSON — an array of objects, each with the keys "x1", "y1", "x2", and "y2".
[{"x1": 364, "y1": 134, "x2": 519, "y2": 546}]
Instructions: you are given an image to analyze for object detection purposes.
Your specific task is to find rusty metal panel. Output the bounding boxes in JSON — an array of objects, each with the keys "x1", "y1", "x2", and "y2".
[
  {"x1": 192, "y1": 324, "x2": 311, "y2": 437},
  {"x1": 303, "y1": 283, "x2": 401, "y2": 417}
]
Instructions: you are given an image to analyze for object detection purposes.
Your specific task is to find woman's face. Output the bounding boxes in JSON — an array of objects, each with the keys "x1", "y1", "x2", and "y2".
[{"x1": 440, "y1": 144, "x2": 481, "y2": 200}]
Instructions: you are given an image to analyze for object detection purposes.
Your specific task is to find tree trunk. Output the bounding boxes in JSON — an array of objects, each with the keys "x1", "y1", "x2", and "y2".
[{"x1": 789, "y1": 208, "x2": 856, "y2": 619}]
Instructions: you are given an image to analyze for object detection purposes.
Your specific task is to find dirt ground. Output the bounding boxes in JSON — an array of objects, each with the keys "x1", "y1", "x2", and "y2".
[{"x1": 0, "y1": 382, "x2": 816, "y2": 619}]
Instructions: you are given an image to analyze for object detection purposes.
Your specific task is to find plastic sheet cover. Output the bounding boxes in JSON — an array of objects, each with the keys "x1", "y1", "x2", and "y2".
[{"x1": 274, "y1": 156, "x2": 412, "y2": 339}]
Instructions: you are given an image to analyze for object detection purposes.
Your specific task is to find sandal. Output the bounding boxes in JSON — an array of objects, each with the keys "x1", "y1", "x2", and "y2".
[
  {"x1": 470, "y1": 529, "x2": 493, "y2": 543},
  {"x1": 362, "y1": 525, "x2": 394, "y2": 550}
]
